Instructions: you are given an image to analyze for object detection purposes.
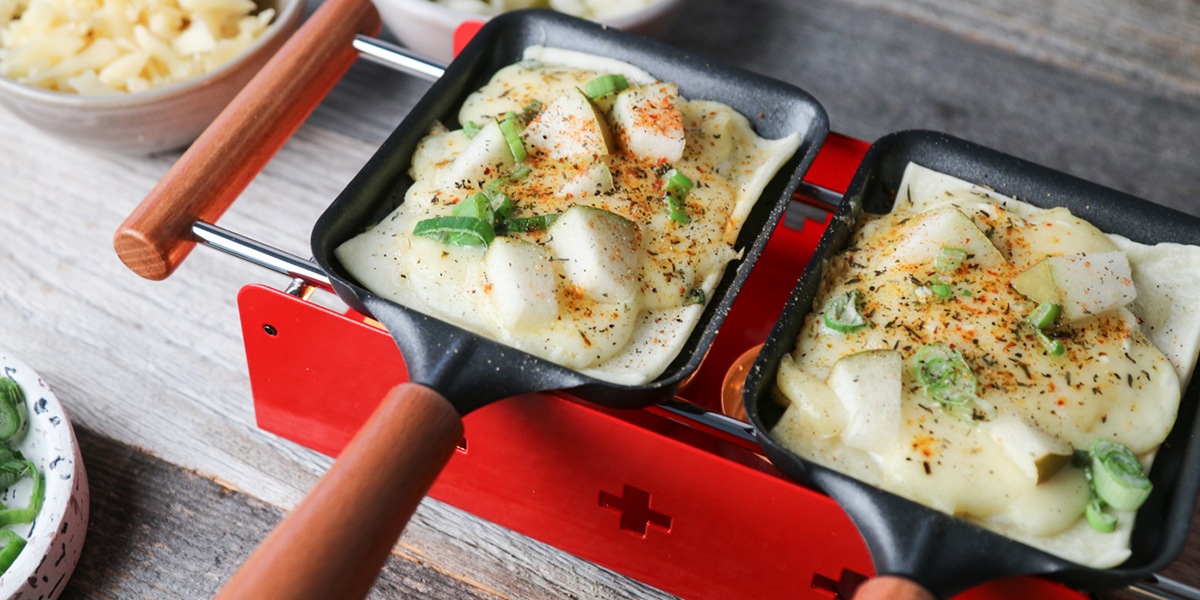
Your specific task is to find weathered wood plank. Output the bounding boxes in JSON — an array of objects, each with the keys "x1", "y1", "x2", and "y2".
[
  {"x1": 0, "y1": 0, "x2": 1198, "y2": 598},
  {"x1": 59, "y1": 427, "x2": 498, "y2": 600}
]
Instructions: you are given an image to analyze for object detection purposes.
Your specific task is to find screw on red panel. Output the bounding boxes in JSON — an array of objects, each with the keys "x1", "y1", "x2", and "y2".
[
  {"x1": 598, "y1": 485, "x2": 672, "y2": 536},
  {"x1": 811, "y1": 569, "x2": 868, "y2": 599}
]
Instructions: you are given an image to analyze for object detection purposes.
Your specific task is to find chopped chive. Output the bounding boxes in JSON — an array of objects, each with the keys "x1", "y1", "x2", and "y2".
[
  {"x1": 0, "y1": 530, "x2": 25, "y2": 572},
  {"x1": 461, "y1": 120, "x2": 482, "y2": 139},
  {"x1": 935, "y1": 246, "x2": 967, "y2": 274},
  {"x1": 521, "y1": 99, "x2": 544, "y2": 122},
  {"x1": 509, "y1": 165, "x2": 532, "y2": 181},
  {"x1": 0, "y1": 460, "x2": 43, "y2": 527},
  {"x1": 452, "y1": 193, "x2": 495, "y2": 223},
  {"x1": 1029, "y1": 303, "x2": 1061, "y2": 330},
  {"x1": 913, "y1": 343, "x2": 979, "y2": 407},
  {"x1": 504, "y1": 214, "x2": 560, "y2": 233},
  {"x1": 413, "y1": 216, "x2": 496, "y2": 248},
  {"x1": 930, "y1": 283, "x2": 953, "y2": 299},
  {"x1": 583, "y1": 73, "x2": 628, "y2": 99},
  {"x1": 0, "y1": 378, "x2": 25, "y2": 442},
  {"x1": 1036, "y1": 330, "x2": 1065, "y2": 356},
  {"x1": 664, "y1": 169, "x2": 693, "y2": 196},
  {"x1": 1086, "y1": 495, "x2": 1117, "y2": 532},
  {"x1": 823, "y1": 290, "x2": 867, "y2": 333},
  {"x1": 1090, "y1": 440, "x2": 1152, "y2": 511},
  {"x1": 498, "y1": 113, "x2": 527, "y2": 163}
]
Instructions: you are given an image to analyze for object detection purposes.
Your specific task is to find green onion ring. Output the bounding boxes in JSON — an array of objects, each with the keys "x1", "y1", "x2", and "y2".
[
  {"x1": 1090, "y1": 440, "x2": 1152, "y2": 511},
  {"x1": 823, "y1": 290, "x2": 868, "y2": 333},
  {"x1": 413, "y1": 216, "x2": 496, "y2": 248}
]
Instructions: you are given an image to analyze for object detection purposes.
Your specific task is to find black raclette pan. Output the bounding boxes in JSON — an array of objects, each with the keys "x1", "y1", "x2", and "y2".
[
  {"x1": 743, "y1": 130, "x2": 1200, "y2": 600},
  {"x1": 313, "y1": 9, "x2": 829, "y2": 413}
]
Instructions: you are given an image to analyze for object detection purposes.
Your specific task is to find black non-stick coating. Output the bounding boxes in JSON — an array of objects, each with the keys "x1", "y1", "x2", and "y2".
[
  {"x1": 744, "y1": 130, "x2": 1200, "y2": 598},
  {"x1": 312, "y1": 10, "x2": 829, "y2": 414}
]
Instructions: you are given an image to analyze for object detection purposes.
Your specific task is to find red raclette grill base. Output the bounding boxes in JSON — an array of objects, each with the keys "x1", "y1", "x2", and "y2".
[{"x1": 237, "y1": 134, "x2": 1088, "y2": 600}]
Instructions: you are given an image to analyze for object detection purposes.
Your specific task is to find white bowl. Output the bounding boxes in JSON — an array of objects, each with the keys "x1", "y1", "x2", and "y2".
[
  {"x1": 0, "y1": 0, "x2": 304, "y2": 154},
  {"x1": 375, "y1": 0, "x2": 687, "y2": 63},
  {"x1": 0, "y1": 349, "x2": 89, "y2": 600}
]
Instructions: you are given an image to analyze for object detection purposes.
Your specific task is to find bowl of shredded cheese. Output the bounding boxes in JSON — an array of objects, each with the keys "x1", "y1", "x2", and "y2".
[
  {"x1": 0, "y1": 0, "x2": 303, "y2": 153},
  {"x1": 374, "y1": 0, "x2": 686, "y2": 63}
]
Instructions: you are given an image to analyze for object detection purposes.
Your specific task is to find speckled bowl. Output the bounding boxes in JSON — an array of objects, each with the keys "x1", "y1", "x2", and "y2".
[
  {"x1": 0, "y1": 0, "x2": 304, "y2": 154},
  {"x1": 374, "y1": 0, "x2": 687, "y2": 63},
  {"x1": 0, "y1": 349, "x2": 88, "y2": 600}
]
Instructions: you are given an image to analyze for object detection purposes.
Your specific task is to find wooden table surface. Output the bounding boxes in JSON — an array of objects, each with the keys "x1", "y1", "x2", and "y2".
[{"x1": 1, "y1": 0, "x2": 1199, "y2": 598}]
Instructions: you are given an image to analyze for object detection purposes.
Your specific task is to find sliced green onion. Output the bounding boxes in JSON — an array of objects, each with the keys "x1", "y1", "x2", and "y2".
[
  {"x1": 521, "y1": 99, "x2": 544, "y2": 122},
  {"x1": 461, "y1": 120, "x2": 482, "y2": 139},
  {"x1": 913, "y1": 343, "x2": 978, "y2": 406},
  {"x1": 685, "y1": 288, "x2": 705, "y2": 306},
  {"x1": 488, "y1": 192, "x2": 515, "y2": 222},
  {"x1": 823, "y1": 290, "x2": 867, "y2": 333},
  {"x1": 583, "y1": 73, "x2": 628, "y2": 99},
  {"x1": 935, "y1": 246, "x2": 967, "y2": 274},
  {"x1": 452, "y1": 193, "x2": 495, "y2": 223},
  {"x1": 0, "y1": 530, "x2": 25, "y2": 573},
  {"x1": 0, "y1": 460, "x2": 43, "y2": 527},
  {"x1": 498, "y1": 113, "x2": 527, "y2": 163},
  {"x1": 0, "y1": 378, "x2": 25, "y2": 441},
  {"x1": 1072, "y1": 449, "x2": 1091, "y2": 469},
  {"x1": 1036, "y1": 330, "x2": 1065, "y2": 356},
  {"x1": 1086, "y1": 495, "x2": 1117, "y2": 532},
  {"x1": 1029, "y1": 303, "x2": 1061, "y2": 330},
  {"x1": 1090, "y1": 440, "x2": 1152, "y2": 511},
  {"x1": 509, "y1": 165, "x2": 532, "y2": 181},
  {"x1": 413, "y1": 216, "x2": 496, "y2": 248},
  {"x1": 930, "y1": 283, "x2": 953, "y2": 299},
  {"x1": 664, "y1": 169, "x2": 693, "y2": 196},
  {"x1": 504, "y1": 214, "x2": 560, "y2": 233}
]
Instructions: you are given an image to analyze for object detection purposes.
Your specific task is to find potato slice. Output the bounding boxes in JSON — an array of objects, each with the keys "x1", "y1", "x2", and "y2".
[
  {"x1": 988, "y1": 415, "x2": 1074, "y2": 483},
  {"x1": 610, "y1": 82, "x2": 685, "y2": 163},
  {"x1": 557, "y1": 161, "x2": 613, "y2": 199},
  {"x1": 483, "y1": 238, "x2": 558, "y2": 331},
  {"x1": 1011, "y1": 252, "x2": 1136, "y2": 322},
  {"x1": 522, "y1": 87, "x2": 614, "y2": 161},
  {"x1": 825, "y1": 350, "x2": 903, "y2": 454},
  {"x1": 548, "y1": 206, "x2": 640, "y2": 303},
  {"x1": 883, "y1": 206, "x2": 1007, "y2": 272},
  {"x1": 439, "y1": 119, "x2": 515, "y2": 189}
]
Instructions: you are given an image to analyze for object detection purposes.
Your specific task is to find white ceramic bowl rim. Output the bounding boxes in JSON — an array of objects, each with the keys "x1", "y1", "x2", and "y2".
[
  {"x1": 389, "y1": 0, "x2": 681, "y2": 31},
  {"x1": 0, "y1": 0, "x2": 303, "y2": 110}
]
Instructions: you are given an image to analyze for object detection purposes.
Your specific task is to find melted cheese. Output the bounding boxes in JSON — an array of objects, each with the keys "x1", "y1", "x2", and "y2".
[
  {"x1": 336, "y1": 47, "x2": 802, "y2": 385},
  {"x1": 771, "y1": 164, "x2": 1198, "y2": 568}
]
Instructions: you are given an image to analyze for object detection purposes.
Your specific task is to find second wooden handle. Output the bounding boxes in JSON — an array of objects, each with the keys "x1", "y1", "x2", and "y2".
[
  {"x1": 214, "y1": 383, "x2": 463, "y2": 600},
  {"x1": 113, "y1": 0, "x2": 381, "y2": 281},
  {"x1": 853, "y1": 576, "x2": 936, "y2": 600}
]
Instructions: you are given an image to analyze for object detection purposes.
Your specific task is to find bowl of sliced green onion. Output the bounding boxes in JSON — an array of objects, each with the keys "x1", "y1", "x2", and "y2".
[{"x1": 0, "y1": 349, "x2": 88, "y2": 599}]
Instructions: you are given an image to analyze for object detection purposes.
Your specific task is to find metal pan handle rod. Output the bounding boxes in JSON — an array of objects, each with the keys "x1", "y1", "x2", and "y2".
[{"x1": 113, "y1": 0, "x2": 382, "y2": 281}]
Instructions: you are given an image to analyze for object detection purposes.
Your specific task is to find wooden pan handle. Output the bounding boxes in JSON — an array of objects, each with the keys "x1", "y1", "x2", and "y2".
[
  {"x1": 113, "y1": 0, "x2": 382, "y2": 281},
  {"x1": 214, "y1": 383, "x2": 463, "y2": 600},
  {"x1": 853, "y1": 576, "x2": 936, "y2": 600}
]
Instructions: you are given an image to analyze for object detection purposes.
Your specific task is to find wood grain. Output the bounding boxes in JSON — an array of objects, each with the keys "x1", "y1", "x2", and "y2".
[
  {"x1": 215, "y1": 384, "x2": 462, "y2": 600},
  {"x1": 112, "y1": 0, "x2": 381, "y2": 281},
  {"x1": 0, "y1": 0, "x2": 1198, "y2": 598},
  {"x1": 59, "y1": 426, "x2": 495, "y2": 600}
]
